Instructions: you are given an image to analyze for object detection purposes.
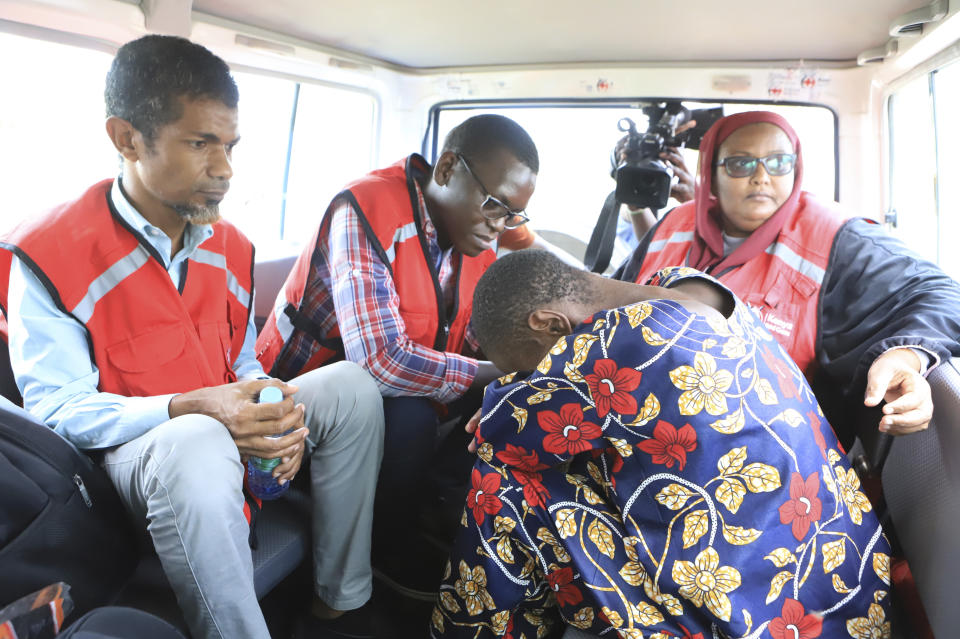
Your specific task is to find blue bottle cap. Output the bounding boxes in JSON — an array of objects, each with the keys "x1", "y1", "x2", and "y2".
[{"x1": 258, "y1": 386, "x2": 284, "y2": 404}]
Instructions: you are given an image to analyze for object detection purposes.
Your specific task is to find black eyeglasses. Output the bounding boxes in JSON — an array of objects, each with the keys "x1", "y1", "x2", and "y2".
[
  {"x1": 719, "y1": 153, "x2": 797, "y2": 178},
  {"x1": 457, "y1": 154, "x2": 529, "y2": 229}
]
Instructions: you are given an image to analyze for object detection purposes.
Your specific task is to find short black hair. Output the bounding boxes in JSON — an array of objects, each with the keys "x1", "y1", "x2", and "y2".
[
  {"x1": 473, "y1": 250, "x2": 594, "y2": 356},
  {"x1": 105, "y1": 35, "x2": 238, "y2": 143},
  {"x1": 442, "y1": 114, "x2": 539, "y2": 173}
]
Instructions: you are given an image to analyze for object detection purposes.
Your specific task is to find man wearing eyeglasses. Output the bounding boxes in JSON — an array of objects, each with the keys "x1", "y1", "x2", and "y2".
[{"x1": 256, "y1": 114, "x2": 539, "y2": 599}]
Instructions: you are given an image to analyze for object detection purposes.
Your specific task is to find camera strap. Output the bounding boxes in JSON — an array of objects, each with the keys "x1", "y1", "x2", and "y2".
[{"x1": 584, "y1": 190, "x2": 621, "y2": 273}]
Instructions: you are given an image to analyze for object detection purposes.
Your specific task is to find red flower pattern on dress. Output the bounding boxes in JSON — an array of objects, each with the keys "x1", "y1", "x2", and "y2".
[
  {"x1": 496, "y1": 444, "x2": 549, "y2": 472},
  {"x1": 768, "y1": 598, "x2": 823, "y2": 639},
  {"x1": 546, "y1": 566, "x2": 583, "y2": 607},
  {"x1": 678, "y1": 624, "x2": 705, "y2": 639},
  {"x1": 636, "y1": 420, "x2": 698, "y2": 470},
  {"x1": 467, "y1": 468, "x2": 503, "y2": 525},
  {"x1": 538, "y1": 403, "x2": 602, "y2": 456},
  {"x1": 807, "y1": 410, "x2": 828, "y2": 462},
  {"x1": 778, "y1": 472, "x2": 823, "y2": 541},
  {"x1": 761, "y1": 345, "x2": 799, "y2": 400},
  {"x1": 512, "y1": 469, "x2": 551, "y2": 508},
  {"x1": 583, "y1": 358, "x2": 643, "y2": 417}
]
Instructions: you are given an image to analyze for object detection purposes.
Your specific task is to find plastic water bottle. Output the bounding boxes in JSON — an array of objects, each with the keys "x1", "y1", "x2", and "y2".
[{"x1": 246, "y1": 386, "x2": 290, "y2": 500}]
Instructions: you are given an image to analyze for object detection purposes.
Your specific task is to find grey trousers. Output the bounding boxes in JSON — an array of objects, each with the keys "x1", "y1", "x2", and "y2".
[{"x1": 102, "y1": 362, "x2": 385, "y2": 639}]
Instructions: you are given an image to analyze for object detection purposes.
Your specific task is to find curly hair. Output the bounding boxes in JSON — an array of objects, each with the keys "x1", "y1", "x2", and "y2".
[
  {"x1": 442, "y1": 114, "x2": 539, "y2": 173},
  {"x1": 105, "y1": 35, "x2": 238, "y2": 144},
  {"x1": 472, "y1": 250, "x2": 594, "y2": 356}
]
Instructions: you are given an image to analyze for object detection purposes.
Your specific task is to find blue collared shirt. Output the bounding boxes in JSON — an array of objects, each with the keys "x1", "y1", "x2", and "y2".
[{"x1": 7, "y1": 179, "x2": 265, "y2": 449}]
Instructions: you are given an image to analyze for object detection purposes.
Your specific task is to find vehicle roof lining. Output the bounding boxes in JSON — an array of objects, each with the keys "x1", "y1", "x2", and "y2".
[{"x1": 191, "y1": 0, "x2": 931, "y2": 70}]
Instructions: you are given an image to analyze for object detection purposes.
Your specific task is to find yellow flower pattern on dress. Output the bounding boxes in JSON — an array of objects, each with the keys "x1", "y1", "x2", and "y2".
[
  {"x1": 834, "y1": 466, "x2": 873, "y2": 525},
  {"x1": 671, "y1": 547, "x2": 742, "y2": 621},
  {"x1": 846, "y1": 602, "x2": 891, "y2": 639},
  {"x1": 669, "y1": 351, "x2": 734, "y2": 416},
  {"x1": 568, "y1": 606, "x2": 595, "y2": 629},
  {"x1": 453, "y1": 561, "x2": 496, "y2": 616}
]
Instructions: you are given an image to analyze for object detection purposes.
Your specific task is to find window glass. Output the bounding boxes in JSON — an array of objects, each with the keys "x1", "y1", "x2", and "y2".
[
  {"x1": 432, "y1": 102, "x2": 835, "y2": 265},
  {"x1": 0, "y1": 32, "x2": 116, "y2": 234},
  {"x1": 0, "y1": 33, "x2": 377, "y2": 247},
  {"x1": 282, "y1": 83, "x2": 377, "y2": 243},
  {"x1": 224, "y1": 71, "x2": 297, "y2": 244},
  {"x1": 933, "y1": 62, "x2": 960, "y2": 278},
  {"x1": 226, "y1": 75, "x2": 377, "y2": 246},
  {"x1": 436, "y1": 106, "x2": 653, "y2": 265},
  {"x1": 888, "y1": 75, "x2": 938, "y2": 265}
]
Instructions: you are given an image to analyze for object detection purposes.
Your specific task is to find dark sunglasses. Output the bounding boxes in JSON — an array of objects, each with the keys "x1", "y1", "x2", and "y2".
[
  {"x1": 457, "y1": 154, "x2": 530, "y2": 229},
  {"x1": 719, "y1": 153, "x2": 797, "y2": 178}
]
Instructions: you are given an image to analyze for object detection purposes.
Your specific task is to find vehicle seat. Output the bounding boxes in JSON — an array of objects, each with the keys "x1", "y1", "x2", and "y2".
[
  {"x1": 881, "y1": 356, "x2": 960, "y2": 637},
  {"x1": 532, "y1": 229, "x2": 589, "y2": 263},
  {"x1": 252, "y1": 252, "x2": 298, "y2": 333},
  {"x1": 0, "y1": 334, "x2": 22, "y2": 406},
  {"x1": 114, "y1": 490, "x2": 311, "y2": 631}
]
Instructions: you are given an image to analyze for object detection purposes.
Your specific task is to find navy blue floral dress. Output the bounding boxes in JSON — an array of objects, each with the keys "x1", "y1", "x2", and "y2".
[{"x1": 432, "y1": 268, "x2": 891, "y2": 639}]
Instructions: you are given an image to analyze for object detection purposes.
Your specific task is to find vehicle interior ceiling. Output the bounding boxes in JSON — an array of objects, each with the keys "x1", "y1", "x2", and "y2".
[{"x1": 4, "y1": 0, "x2": 960, "y2": 635}]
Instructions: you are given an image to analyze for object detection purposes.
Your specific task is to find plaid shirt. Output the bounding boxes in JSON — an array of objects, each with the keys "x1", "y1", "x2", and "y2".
[{"x1": 286, "y1": 176, "x2": 478, "y2": 403}]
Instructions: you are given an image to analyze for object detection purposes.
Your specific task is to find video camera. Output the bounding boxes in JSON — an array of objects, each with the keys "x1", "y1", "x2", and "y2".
[
  {"x1": 613, "y1": 102, "x2": 691, "y2": 210},
  {"x1": 613, "y1": 101, "x2": 721, "y2": 210}
]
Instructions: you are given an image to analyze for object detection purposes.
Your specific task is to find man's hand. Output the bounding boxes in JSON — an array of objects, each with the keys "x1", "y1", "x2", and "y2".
[
  {"x1": 864, "y1": 349, "x2": 933, "y2": 434},
  {"x1": 169, "y1": 379, "x2": 308, "y2": 467},
  {"x1": 270, "y1": 436, "x2": 306, "y2": 485},
  {"x1": 465, "y1": 407, "x2": 482, "y2": 453}
]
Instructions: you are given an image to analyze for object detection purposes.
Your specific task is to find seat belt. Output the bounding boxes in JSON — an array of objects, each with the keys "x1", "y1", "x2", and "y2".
[{"x1": 584, "y1": 191, "x2": 621, "y2": 274}]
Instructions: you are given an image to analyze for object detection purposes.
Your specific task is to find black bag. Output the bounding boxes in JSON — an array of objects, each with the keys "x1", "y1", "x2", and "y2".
[
  {"x1": 59, "y1": 606, "x2": 187, "y2": 639},
  {"x1": 0, "y1": 397, "x2": 137, "y2": 617}
]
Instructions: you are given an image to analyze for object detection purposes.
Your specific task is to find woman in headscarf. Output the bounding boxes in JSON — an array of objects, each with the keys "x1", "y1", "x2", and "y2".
[{"x1": 616, "y1": 110, "x2": 960, "y2": 445}]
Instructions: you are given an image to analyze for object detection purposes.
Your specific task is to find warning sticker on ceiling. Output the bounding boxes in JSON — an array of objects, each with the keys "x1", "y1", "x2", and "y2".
[{"x1": 767, "y1": 67, "x2": 832, "y2": 101}]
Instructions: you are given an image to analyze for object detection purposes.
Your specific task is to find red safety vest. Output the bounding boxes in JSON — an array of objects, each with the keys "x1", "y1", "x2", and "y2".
[
  {"x1": 257, "y1": 154, "x2": 495, "y2": 380},
  {"x1": 0, "y1": 179, "x2": 254, "y2": 397},
  {"x1": 635, "y1": 193, "x2": 845, "y2": 376},
  {"x1": 0, "y1": 248, "x2": 10, "y2": 345}
]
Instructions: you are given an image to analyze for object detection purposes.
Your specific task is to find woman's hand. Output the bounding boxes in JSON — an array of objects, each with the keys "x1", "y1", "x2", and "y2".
[
  {"x1": 864, "y1": 349, "x2": 933, "y2": 434},
  {"x1": 661, "y1": 147, "x2": 695, "y2": 203}
]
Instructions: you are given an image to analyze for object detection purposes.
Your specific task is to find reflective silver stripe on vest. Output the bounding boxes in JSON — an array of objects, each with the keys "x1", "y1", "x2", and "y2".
[
  {"x1": 765, "y1": 242, "x2": 826, "y2": 284},
  {"x1": 72, "y1": 246, "x2": 151, "y2": 324},
  {"x1": 648, "y1": 231, "x2": 695, "y2": 253},
  {"x1": 383, "y1": 222, "x2": 420, "y2": 265},
  {"x1": 192, "y1": 248, "x2": 251, "y2": 309},
  {"x1": 273, "y1": 289, "x2": 294, "y2": 341}
]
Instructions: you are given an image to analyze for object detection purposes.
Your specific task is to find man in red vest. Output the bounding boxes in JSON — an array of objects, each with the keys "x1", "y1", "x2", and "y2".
[
  {"x1": 1, "y1": 36, "x2": 383, "y2": 639},
  {"x1": 255, "y1": 115, "x2": 539, "y2": 598}
]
